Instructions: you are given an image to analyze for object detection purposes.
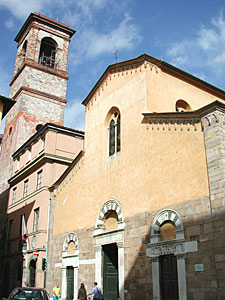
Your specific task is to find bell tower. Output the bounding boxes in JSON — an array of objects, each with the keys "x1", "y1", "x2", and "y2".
[{"x1": 0, "y1": 12, "x2": 75, "y2": 190}]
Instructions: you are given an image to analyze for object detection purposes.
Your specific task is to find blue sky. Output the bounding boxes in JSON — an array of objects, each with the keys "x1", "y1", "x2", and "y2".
[{"x1": 0, "y1": 0, "x2": 225, "y2": 132}]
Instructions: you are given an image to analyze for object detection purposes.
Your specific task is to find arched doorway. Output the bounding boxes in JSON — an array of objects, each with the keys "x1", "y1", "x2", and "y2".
[
  {"x1": 147, "y1": 209, "x2": 198, "y2": 300},
  {"x1": 94, "y1": 199, "x2": 125, "y2": 300},
  {"x1": 29, "y1": 259, "x2": 36, "y2": 287},
  {"x1": 61, "y1": 232, "x2": 79, "y2": 300}
]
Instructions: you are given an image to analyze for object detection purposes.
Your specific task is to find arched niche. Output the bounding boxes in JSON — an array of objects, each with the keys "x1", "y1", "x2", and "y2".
[
  {"x1": 62, "y1": 232, "x2": 79, "y2": 257},
  {"x1": 151, "y1": 209, "x2": 184, "y2": 243},
  {"x1": 175, "y1": 99, "x2": 191, "y2": 112},
  {"x1": 95, "y1": 199, "x2": 124, "y2": 235}
]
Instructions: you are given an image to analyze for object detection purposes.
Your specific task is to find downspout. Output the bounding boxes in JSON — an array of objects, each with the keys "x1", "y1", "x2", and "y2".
[{"x1": 45, "y1": 190, "x2": 53, "y2": 289}]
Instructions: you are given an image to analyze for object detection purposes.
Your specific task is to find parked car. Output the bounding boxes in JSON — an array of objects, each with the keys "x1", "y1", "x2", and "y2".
[{"x1": 7, "y1": 288, "x2": 49, "y2": 300}]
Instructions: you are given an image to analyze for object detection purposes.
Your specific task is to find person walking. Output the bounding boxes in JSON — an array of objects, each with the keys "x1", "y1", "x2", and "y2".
[
  {"x1": 53, "y1": 283, "x2": 61, "y2": 300},
  {"x1": 88, "y1": 282, "x2": 103, "y2": 300},
  {"x1": 78, "y1": 283, "x2": 87, "y2": 300}
]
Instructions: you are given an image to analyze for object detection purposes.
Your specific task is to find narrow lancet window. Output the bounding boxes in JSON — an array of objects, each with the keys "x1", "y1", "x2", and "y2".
[
  {"x1": 108, "y1": 111, "x2": 121, "y2": 156},
  {"x1": 109, "y1": 119, "x2": 115, "y2": 156}
]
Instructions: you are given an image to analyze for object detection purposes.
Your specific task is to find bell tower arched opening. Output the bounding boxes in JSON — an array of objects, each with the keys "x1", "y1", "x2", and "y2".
[{"x1": 38, "y1": 37, "x2": 57, "y2": 68}]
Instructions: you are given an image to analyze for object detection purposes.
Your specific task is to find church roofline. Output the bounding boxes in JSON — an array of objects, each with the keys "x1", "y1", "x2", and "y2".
[
  {"x1": 15, "y1": 12, "x2": 75, "y2": 43},
  {"x1": 82, "y1": 54, "x2": 225, "y2": 106}
]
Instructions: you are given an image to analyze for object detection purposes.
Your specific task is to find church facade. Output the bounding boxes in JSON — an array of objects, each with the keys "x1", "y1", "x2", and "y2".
[
  {"x1": 0, "y1": 12, "x2": 225, "y2": 300},
  {"x1": 46, "y1": 55, "x2": 225, "y2": 300}
]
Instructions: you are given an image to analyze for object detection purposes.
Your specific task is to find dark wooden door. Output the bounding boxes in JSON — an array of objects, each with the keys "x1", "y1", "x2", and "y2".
[
  {"x1": 103, "y1": 243, "x2": 118, "y2": 300},
  {"x1": 29, "y1": 259, "x2": 36, "y2": 287},
  {"x1": 160, "y1": 255, "x2": 179, "y2": 300},
  {"x1": 66, "y1": 267, "x2": 74, "y2": 300}
]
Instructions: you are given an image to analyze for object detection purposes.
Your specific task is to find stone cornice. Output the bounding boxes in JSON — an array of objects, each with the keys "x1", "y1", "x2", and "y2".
[
  {"x1": 143, "y1": 100, "x2": 225, "y2": 131},
  {"x1": 15, "y1": 12, "x2": 75, "y2": 43},
  {"x1": 12, "y1": 85, "x2": 67, "y2": 105},
  {"x1": 10, "y1": 59, "x2": 69, "y2": 87}
]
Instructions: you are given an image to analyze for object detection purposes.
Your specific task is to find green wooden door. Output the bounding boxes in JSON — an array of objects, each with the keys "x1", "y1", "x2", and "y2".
[
  {"x1": 103, "y1": 243, "x2": 118, "y2": 300},
  {"x1": 66, "y1": 267, "x2": 74, "y2": 300},
  {"x1": 160, "y1": 255, "x2": 179, "y2": 300}
]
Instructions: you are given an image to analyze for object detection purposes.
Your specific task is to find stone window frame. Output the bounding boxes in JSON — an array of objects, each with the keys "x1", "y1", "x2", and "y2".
[
  {"x1": 147, "y1": 208, "x2": 196, "y2": 300},
  {"x1": 94, "y1": 199, "x2": 125, "y2": 300},
  {"x1": 106, "y1": 107, "x2": 121, "y2": 158},
  {"x1": 61, "y1": 232, "x2": 79, "y2": 300}
]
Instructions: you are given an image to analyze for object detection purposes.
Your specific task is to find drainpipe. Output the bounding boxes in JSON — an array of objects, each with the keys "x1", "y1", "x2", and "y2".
[{"x1": 45, "y1": 193, "x2": 52, "y2": 289}]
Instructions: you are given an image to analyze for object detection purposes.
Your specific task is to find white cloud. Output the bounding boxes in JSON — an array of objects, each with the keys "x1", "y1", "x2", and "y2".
[
  {"x1": 4, "y1": 18, "x2": 14, "y2": 29},
  {"x1": 166, "y1": 10, "x2": 225, "y2": 82},
  {"x1": 86, "y1": 13, "x2": 141, "y2": 57},
  {"x1": 0, "y1": 0, "x2": 52, "y2": 19},
  {"x1": 69, "y1": 12, "x2": 142, "y2": 67},
  {"x1": 64, "y1": 99, "x2": 85, "y2": 131}
]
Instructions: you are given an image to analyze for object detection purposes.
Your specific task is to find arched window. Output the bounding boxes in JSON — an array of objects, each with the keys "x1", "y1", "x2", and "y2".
[
  {"x1": 22, "y1": 41, "x2": 27, "y2": 62},
  {"x1": 109, "y1": 112, "x2": 120, "y2": 156},
  {"x1": 175, "y1": 99, "x2": 191, "y2": 112},
  {"x1": 38, "y1": 37, "x2": 57, "y2": 68}
]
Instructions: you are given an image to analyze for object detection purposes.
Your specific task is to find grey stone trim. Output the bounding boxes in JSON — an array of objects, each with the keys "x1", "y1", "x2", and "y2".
[
  {"x1": 62, "y1": 232, "x2": 79, "y2": 254},
  {"x1": 147, "y1": 209, "x2": 197, "y2": 300},
  {"x1": 95, "y1": 198, "x2": 124, "y2": 231},
  {"x1": 150, "y1": 208, "x2": 184, "y2": 242}
]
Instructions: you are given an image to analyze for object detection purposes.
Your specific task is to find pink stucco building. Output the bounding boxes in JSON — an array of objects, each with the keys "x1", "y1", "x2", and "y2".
[{"x1": 6, "y1": 123, "x2": 83, "y2": 291}]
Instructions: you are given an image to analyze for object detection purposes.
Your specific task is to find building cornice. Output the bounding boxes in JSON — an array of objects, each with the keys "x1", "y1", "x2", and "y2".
[
  {"x1": 142, "y1": 100, "x2": 225, "y2": 131},
  {"x1": 9, "y1": 153, "x2": 74, "y2": 185},
  {"x1": 12, "y1": 123, "x2": 84, "y2": 159},
  {"x1": 10, "y1": 59, "x2": 69, "y2": 88},
  {"x1": 15, "y1": 12, "x2": 75, "y2": 43},
  {"x1": 143, "y1": 100, "x2": 225, "y2": 121},
  {"x1": 12, "y1": 85, "x2": 67, "y2": 105},
  {"x1": 8, "y1": 186, "x2": 49, "y2": 210}
]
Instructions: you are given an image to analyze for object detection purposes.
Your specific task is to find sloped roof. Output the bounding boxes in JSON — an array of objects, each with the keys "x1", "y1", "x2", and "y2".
[
  {"x1": 15, "y1": 12, "x2": 75, "y2": 43},
  {"x1": 0, "y1": 95, "x2": 16, "y2": 119},
  {"x1": 82, "y1": 54, "x2": 225, "y2": 106}
]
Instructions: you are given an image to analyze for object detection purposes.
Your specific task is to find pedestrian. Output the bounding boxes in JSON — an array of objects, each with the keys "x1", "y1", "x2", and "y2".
[
  {"x1": 53, "y1": 283, "x2": 61, "y2": 300},
  {"x1": 88, "y1": 282, "x2": 103, "y2": 300},
  {"x1": 78, "y1": 283, "x2": 87, "y2": 300}
]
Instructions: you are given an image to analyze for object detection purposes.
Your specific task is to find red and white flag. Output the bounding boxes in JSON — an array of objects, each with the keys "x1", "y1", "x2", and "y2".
[{"x1": 21, "y1": 214, "x2": 29, "y2": 249}]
